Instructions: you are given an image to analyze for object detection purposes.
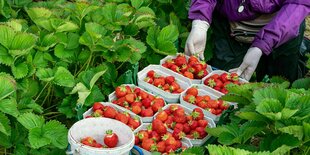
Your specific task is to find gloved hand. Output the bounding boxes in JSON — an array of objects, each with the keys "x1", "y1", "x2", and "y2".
[
  {"x1": 236, "y1": 47, "x2": 263, "y2": 81},
  {"x1": 185, "y1": 20, "x2": 210, "y2": 60}
]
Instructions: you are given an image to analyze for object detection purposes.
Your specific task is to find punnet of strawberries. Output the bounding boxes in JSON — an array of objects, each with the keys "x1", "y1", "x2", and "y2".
[
  {"x1": 155, "y1": 105, "x2": 209, "y2": 140},
  {"x1": 183, "y1": 87, "x2": 230, "y2": 115},
  {"x1": 143, "y1": 70, "x2": 184, "y2": 94},
  {"x1": 111, "y1": 85, "x2": 165, "y2": 117},
  {"x1": 135, "y1": 123, "x2": 187, "y2": 154},
  {"x1": 161, "y1": 54, "x2": 209, "y2": 79},
  {"x1": 85, "y1": 102, "x2": 141, "y2": 130},
  {"x1": 203, "y1": 72, "x2": 241, "y2": 94}
]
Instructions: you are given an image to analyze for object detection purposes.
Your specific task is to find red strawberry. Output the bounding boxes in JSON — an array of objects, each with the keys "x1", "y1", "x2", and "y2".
[
  {"x1": 195, "y1": 127, "x2": 207, "y2": 138},
  {"x1": 115, "y1": 86, "x2": 128, "y2": 98},
  {"x1": 169, "y1": 105, "x2": 180, "y2": 112},
  {"x1": 193, "y1": 63, "x2": 203, "y2": 74},
  {"x1": 221, "y1": 88, "x2": 229, "y2": 94},
  {"x1": 132, "y1": 105, "x2": 142, "y2": 114},
  {"x1": 215, "y1": 79, "x2": 224, "y2": 88},
  {"x1": 115, "y1": 112, "x2": 129, "y2": 124},
  {"x1": 173, "y1": 116, "x2": 186, "y2": 124},
  {"x1": 132, "y1": 101, "x2": 142, "y2": 107},
  {"x1": 170, "y1": 65, "x2": 180, "y2": 72},
  {"x1": 188, "y1": 67, "x2": 196, "y2": 74},
  {"x1": 153, "y1": 98, "x2": 165, "y2": 107},
  {"x1": 153, "y1": 78, "x2": 165, "y2": 87},
  {"x1": 183, "y1": 71, "x2": 194, "y2": 79},
  {"x1": 196, "y1": 70, "x2": 208, "y2": 79},
  {"x1": 192, "y1": 108, "x2": 204, "y2": 120},
  {"x1": 165, "y1": 76, "x2": 175, "y2": 85},
  {"x1": 103, "y1": 106, "x2": 117, "y2": 118},
  {"x1": 211, "y1": 74, "x2": 220, "y2": 79},
  {"x1": 134, "y1": 87, "x2": 141, "y2": 94},
  {"x1": 138, "y1": 130, "x2": 149, "y2": 141},
  {"x1": 180, "y1": 64, "x2": 189, "y2": 73},
  {"x1": 172, "y1": 129, "x2": 186, "y2": 140},
  {"x1": 164, "y1": 136, "x2": 177, "y2": 146},
  {"x1": 151, "y1": 101, "x2": 163, "y2": 112},
  {"x1": 190, "y1": 130, "x2": 201, "y2": 139},
  {"x1": 183, "y1": 123, "x2": 191, "y2": 134},
  {"x1": 92, "y1": 109, "x2": 103, "y2": 117},
  {"x1": 220, "y1": 73, "x2": 231, "y2": 82},
  {"x1": 188, "y1": 55, "x2": 199, "y2": 64},
  {"x1": 81, "y1": 137, "x2": 97, "y2": 147},
  {"x1": 144, "y1": 77, "x2": 153, "y2": 84},
  {"x1": 230, "y1": 72, "x2": 239, "y2": 81},
  {"x1": 150, "y1": 131, "x2": 160, "y2": 142},
  {"x1": 142, "y1": 138, "x2": 156, "y2": 151},
  {"x1": 219, "y1": 100, "x2": 229, "y2": 110},
  {"x1": 174, "y1": 123, "x2": 184, "y2": 131},
  {"x1": 174, "y1": 54, "x2": 187, "y2": 66},
  {"x1": 135, "y1": 134, "x2": 140, "y2": 145},
  {"x1": 197, "y1": 100, "x2": 208, "y2": 109},
  {"x1": 189, "y1": 120, "x2": 198, "y2": 129},
  {"x1": 166, "y1": 145, "x2": 177, "y2": 153},
  {"x1": 173, "y1": 108, "x2": 185, "y2": 117},
  {"x1": 147, "y1": 70, "x2": 156, "y2": 78},
  {"x1": 169, "y1": 82, "x2": 180, "y2": 92},
  {"x1": 104, "y1": 130, "x2": 119, "y2": 148},
  {"x1": 206, "y1": 78, "x2": 216, "y2": 88},
  {"x1": 175, "y1": 140, "x2": 182, "y2": 148},
  {"x1": 198, "y1": 119, "x2": 208, "y2": 128},
  {"x1": 183, "y1": 94, "x2": 196, "y2": 104},
  {"x1": 186, "y1": 87, "x2": 199, "y2": 96},
  {"x1": 141, "y1": 108, "x2": 154, "y2": 117},
  {"x1": 156, "y1": 141, "x2": 166, "y2": 153},
  {"x1": 156, "y1": 110, "x2": 168, "y2": 122},
  {"x1": 142, "y1": 98, "x2": 152, "y2": 108},
  {"x1": 201, "y1": 61, "x2": 207, "y2": 69},
  {"x1": 92, "y1": 102, "x2": 104, "y2": 111},
  {"x1": 152, "y1": 119, "x2": 167, "y2": 134},
  {"x1": 139, "y1": 91, "x2": 149, "y2": 99},
  {"x1": 125, "y1": 93, "x2": 135, "y2": 104},
  {"x1": 128, "y1": 117, "x2": 141, "y2": 129}
]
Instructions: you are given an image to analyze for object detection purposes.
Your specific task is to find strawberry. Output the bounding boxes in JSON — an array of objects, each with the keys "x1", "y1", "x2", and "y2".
[
  {"x1": 92, "y1": 102, "x2": 104, "y2": 111},
  {"x1": 138, "y1": 130, "x2": 149, "y2": 141},
  {"x1": 153, "y1": 98, "x2": 165, "y2": 107},
  {"x1": 192, "y1": 108, "x2": 204, "y2": 120},
  {"x1": 144, "y1": 77, "x2": 153, "y2": 84},
  {"x1": 115, "y1": 86, "x2": 128, "y2": 98},
  {"x1": 128, "y1": 117, "x2": 141, "y2": 129},
  {"x1": 147, "y1": 70, "x2": 156, "y2": 78},
  {"x1": 173, "y1": 108, "x2": 185, "y2": 117},
  {"x1": 85, "y1": 115, "x2": 92, "y2": 118},
  {"x1": 175, "y1": 140, "x2": 182, "y2": 148},
  {"x1": 172, "y1": 129, "x2": 186, "y2": 140},
  {"x1": 92, "y1": 109, "x2": 103, "y2": 117},
  {"x1": 230, "y1": 72, "x2": 239, "y2": 81},
  {"x1": 173, "y1": 116, "x2": 186, "y2": 124},
  {"x1": 196, "y1": 70, "x2": 208, "y2": 79},
  {"x1": 164, "y1": 136, "x2": 177, "y2": 146},
  {"x1": 188, "y1": 120, "x2": 198, "y2": 129},
  {"x1": 170, "y1": 65, "x2": 180, "y2": 72},
  {"x1": 216, "y1": 109, "x2": 223, "y2": 115},
  {"x1": 176, "y1": 88, "x2": 184, "y2": 93},
  {"x1": 94, "y1": 143, "x2": 103, "y2": 148},
  {"x1": 148, "y1": 94, "x2": 155, "y2": 100},
  {"x1": 153, "y1": 78, "x2": 165, "y2": 87},
  {"x1": 150, "y1": 131, "x2": 160, "y2": 142},
  {"x1": 174, "y1": 123, "x2": 184, "y2": 131},
  {"x1": 141, "y1": 108, "x2": 154, "y2": 117},
  {"x1": 132, "y1": 101, "x2": 142, "y2": 107},
  {"x1": 142, "y1": 139, "x2": 156, "y2": 151},
  {"x1": 156, "y1": 110, "x2": 168, "y2": 122},
  {"x1": 164, "y1": 116, "x2": 174, "y2": 129},
  {"x1": 188, "y1": 67, "x2": 196, "y2": 73},
  {"x1": 152, "y1": 119, "x2": 167, "y2": 135},
  {"x1": 219, "y1": 100, "x2": 229, "y2": 110},
  {"x1": 134, "y1": 87, "x2": 141, "y2": 94},
  {"x1": 215, "y1": 79, "x2": 223, "y2": 88},
  {"x1": 221, "y1": 88, "x2": 229, "y2": 94},
  {"x1": 190, "y1": 130, "x2": 201, "y2": 139},
  {"x1": 151, "y1": 101, "x2": 163, "y2": 112},
  {"x1": 193, "y1": 63, "x2": 203, "y2": 74},
  {"x1": 141, "y1": 98, "x2": 152, "y2": 108},
  {"x1": 104, "y1": 130, "x2": 119, "y2": 148},
  {"x1": 183, "y1": 123, "x2": 191, "y2": 134},
  {"x1": 135, "y1": 134, "x2": 140, "y2": 145},
  {"x1": 166, "y1": 145, "x2": 177, "y2": 153},
  {"x1": 125, "y1": 93, "x2": 135, "y2": 104},
  {"x1": 183, "y1": 94, "x2": 196, "y2": 104},
  {"x1": 186, "y1": 115, "x2": 193, "y2": 122},
  {"x1": 214, "y1": 86, "x2": 221, "y2": 91},
  {"x1": 103, "y1": 106, "x2": 117, "y2": 118},
  {"x1": 174, "y1": 54, "x2": 187, "y2": 66},
  {"x1": 132, "y1": 105, "x2": 142, "y2": 114},
  {"x1": 188, "y1": 55, "x2": 199, "y2": 64},
  {"x1": 210, "y1": 108, "x2": 217, "y2": 115},
  {"x1": 211, "y1": 74, "x2": 220, "y2": 79},
  {"x1": 186, "y1": 87, "x2": 199, "y2": 96},
  {"x1": 198, "y1": 119, "x2": 208, "y2": 128},
  {"x1": 115, "y1": 112, "x2": 129, "y2": 124},
  {"x1": 180, "y1": 64, "x2": 189, "y2": 73},
  {"x1": 206, "y1": 78, "x2": 216, "y2": 88},
  {"x1": 204, "y1": 95, "x2": 211, "y2": 101},
  {"x1": 220, "y1": 73, "x2": 231, "y2": 82},
  {"x1": 169, "y1": 105, "x2": 180, "y2": 112},
  {"x1": 165, "y1": 76, "x2": 175, "y2": 85},
  {"x1": 183, "y1": 71, "x2": 194, "y2": 79},
  {"x1": 170, "y1": 82, "x2": 180, "y2": 92},
  {"x1": 156, "y1": 141, "x2": 166, "y2": 153},
  {"x1": 195, "y1": 127, "x2": 207, "y2": 138},
  {"x1": 81, "y1": 137, "x2": 97, "y2": 147},
  {"x1": 201, "y1": 61, "x2": 207, "y2": 69},
  {"x1": 139, "y1": 91, "x2": 149, "y2": 100}
]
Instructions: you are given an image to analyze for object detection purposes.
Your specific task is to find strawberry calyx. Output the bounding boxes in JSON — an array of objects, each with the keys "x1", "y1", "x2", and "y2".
[
  {"x1": 207, "y1": 79, "x2": 216, "y2": 87},
  {"x1": 191, "y1": 111, "x2": 200, "y2": 120},
  {"x1": 192, "y1": 131, "x2": 200, "y2": 139},
  {"x1": 188, "y1": 95, "x2": 196, "y2": 104},
  {"x1": 161, "y1": 134, "x2": 170, "y2": 141},
  {"x1": 106, "y1": 129, "x2": 113, "y2": 135}
]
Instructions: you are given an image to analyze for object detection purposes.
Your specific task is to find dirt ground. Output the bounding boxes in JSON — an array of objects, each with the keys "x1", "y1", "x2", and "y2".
[{"x1": 306, "y1": 16, "x2": 310, "y2": 39}]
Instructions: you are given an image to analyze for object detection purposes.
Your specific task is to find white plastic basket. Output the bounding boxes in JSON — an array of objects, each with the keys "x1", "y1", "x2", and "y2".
[
  {"x1": 137, "y1": 65, "x2": 192, "y2": 103},
  {"x1": 67, "y1": 118, "x2": 134, "y2": 155},
  {"x1": 159, "y1": 53, "x2": 213, "y2": 84},
  {"x1": 134, "y1": 123, "x2": 193, "y2": 155},
  {"x1": 180, "y1": 84, "x2": 235, "y2": 122},
  {"x1": 153, "y1": 104, "x2": 216, "y2": 146},
  {"x1": 82, "y1": 102, "x2": 143, "y2": 132},
  {"x1": 201, "y1": 70, "x2": 248, "y2": 96},
  {"x1": 108, "y1": 84, "x2": 167, "y2": 123}
]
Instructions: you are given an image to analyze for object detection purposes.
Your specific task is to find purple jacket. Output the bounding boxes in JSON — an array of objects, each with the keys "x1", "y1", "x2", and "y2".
[{"x1": 189, "y1": 0, "x2": 310, "y2": 55}]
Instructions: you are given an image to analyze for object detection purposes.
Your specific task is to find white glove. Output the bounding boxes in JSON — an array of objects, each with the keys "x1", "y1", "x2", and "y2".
[
  {"x1": 236, "y1": 47, "x2": 263, "y2": 81},
  {"x1": 185, "y1": 20, "x2": 210, "y2": 60}
]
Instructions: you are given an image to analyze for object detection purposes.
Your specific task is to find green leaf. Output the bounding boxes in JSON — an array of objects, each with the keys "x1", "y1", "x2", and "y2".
[
  {"x1": 278, "y1": 126, "x2": 303, "y2": 140},
  {"x1": 271, "y1": 145, "x2": 294, "y2": 155},
  {"x1": 239, "y1": 121, "x2": 266, "y2": 144},
  {"x1": 85, "y1": 22, "x2": 107, "y2": 39},
  {"x1": 14, "y1": 144, "x2": 28, "y2": 155},
  {"x1": 181, "y1": 146, "x2": 205, "y2": 155},
  {"x1": 281, "y1": 108, "x2": 298, "y2": 119},
  {"x1": 0, "y1": 132, "x2": 12, "y2": 148},
  {"x1": 17, "y1": 113, "x2": 45, "y2": 130},
  {"x1": 256, "y1": 98, "x2": 283, "y2": 120},
  {"x1": 29, "y1": 127, "x2": 51, "y2": 149},
  {"x1": 0, "y1": 45, "x2": 13, "y2": 66},
  {"x1": 220, "y1": 94, "x2": 251, "y2": 105},
  {"x1": 90, "y1": 70, "x2": 107, "y2": 89},
  {"x1": 54, "y1": 44, "x2": 75, "y2": 59},
  {"x1": 36, "y1": 68, "x2": 54, "y2": 82},
  {"x1": 292, "y1": 78, "x2": 310, "y2": 89},
  {"x1": 0, "y1": 25, "x2": 15, "y2": 48},
  {"x1": 206, "y1": 126, "x2": 229, "y2": 137},
  {"x1": 84, "y1": 85, "x2": 105, "y2": 106},
  {"x1": 0, "y1": 73, "x2": 16, "y2": 101},
  {"x1": 43, "y1": 120, "x2": 68, "y2": 149},
  {"x1": 9, "y1": 32, "x2": 36, "y2": 56},
  {"x1": 26, "y1": 7, "x2": 52, "y2": 20},
  {"x1": 207, "y1": 144, "x2": 271, "y2": 155},
  {"x1": 156, "y1": 41, "x2": 177, "y2": 55},
  {"x1": 67, "y1": 33, "x2": 80, "y2": 49},
  {"x1": 157, "y1": 24, "x2": 179, "y2": 43},
  {"x1": 116, "y1": 45, "x2": 132, "y2": 62},
  {"x1": 237, "y1": 112, "x2": 268, "y2": 122},
  {"x1": 285, "y1": 94, "x2": 310, "y2": 119},
  {"x1": 131, "y1": 0, "x2": 143, "y2": 9},
  {"x1": 124, "y1": 23, "x2": 139, "y2": 36},
  {"x1": 253, "y1": 87, "x2": 287, "y2": 105},
  {"x1": 58, "y1": 96, "x2": 76, "y2": 118},
  {"x1": 270, "y1": 134, "x2": 300, "y2": 151},
  {"x1": 146, "y1": 26, "x2": 159, "y2": 49},
  {"x1": 303, "y1": 122, "x2": 310, "y2": 142},
  {"x1": 12, "y1": 62, "x2": 28, "y2": 79},
  {"x1": 70, "y1": 82, "x2": 91, "y2": 105},
  {"x1": 0, "y1": 0, "x2": 12, "y2": 18},
  {"x1": 53, "y1": 67, "x2": 75, "y2": 87},
  {"x1": 0, "y1": 112, "x2": 11, "y2": 136},
  {"x1": 56, "y1": 21, "x2": 79, "y2": 32},
  {"x1": 0, "y1": 98, "x2": 19, "y2": 117}
]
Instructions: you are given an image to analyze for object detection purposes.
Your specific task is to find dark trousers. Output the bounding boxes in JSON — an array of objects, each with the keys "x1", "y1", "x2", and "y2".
[{"x1": 208, "y1": 12, "x2": 306, "y2": 83}]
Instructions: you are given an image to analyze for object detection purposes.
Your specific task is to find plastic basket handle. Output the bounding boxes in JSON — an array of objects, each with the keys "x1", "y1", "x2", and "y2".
[{"x1": 131, "y1": 145, "x2": 144, "y2": 155}]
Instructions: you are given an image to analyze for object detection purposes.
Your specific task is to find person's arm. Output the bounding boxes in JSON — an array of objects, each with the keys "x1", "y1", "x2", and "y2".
[
  {"x1": 188, "y1": 0, "x2": 217, "y2": 23},
  {"x1": 252, "y1": 1, "x2": 310, "y2": 55}
]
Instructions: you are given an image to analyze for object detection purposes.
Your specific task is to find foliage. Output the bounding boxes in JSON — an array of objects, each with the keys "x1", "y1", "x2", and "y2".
[
  {"x1": 205, "y1": 81, "x2": 310, "y2": 155},
  {"x1": 0, "y1": 0, "x2": 191, "y2": 153}
]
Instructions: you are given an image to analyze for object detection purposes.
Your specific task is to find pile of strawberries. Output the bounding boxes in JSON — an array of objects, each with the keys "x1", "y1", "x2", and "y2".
[
  {"x1": 144, "y1": 70, "x2": 183, "y2": 94},
  {"x1": 183, "y1": 87, "x2": 229, "y2": 115},
  {"x1": 81, "y1": 130, "x2": 119, "y2": 148},
  {"x1": 111, "y1": 85, "x2": 165, "y2": 117},
  {"x1": 135, "y1": 122, "x2": 186, "y2": 154},
  {"x1": 162, "y1": 54, "x2": 209, "y2": 79},
  {"x1": 156, "y1": 105, "x2": 208, "y2": 140},
  {"x1": 204, "y1": 72, "x2": 241, "y2": 94},
  {"x1": 86, "y1": 102, "x2": 141, "y2": 130}
]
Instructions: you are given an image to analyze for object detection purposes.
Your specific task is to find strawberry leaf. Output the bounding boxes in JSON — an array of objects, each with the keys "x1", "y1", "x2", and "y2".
[
  {"x1": 292, "y1": 78, "x2": 310, "y2": 90},
  {"x1": 255, "y1": 98, "x2": 283, "y2": 121},
  {"x1": 131, "y1": 0, "x2": 143, "y2": 9},
  {"x1": 207, "y1": 144, "x2": 271, "y2": 155},
  {"x1": 0, "y1": 98, "x2": 19, "y2": 117},
  {"x1": 0, "y1": 73, "x2": 16, "y2": 101},
  {"x1": 157, "y1": 24, "x2": 178, "y2": 43},
  {"x1": 14, "y1": 144, "x2": 28, "y2": 155},
  {"x1": 181, "y1": 146, "x2": 205, "y2": 155},
  {"x1": 12, "y1": 62, "x2": 28, "y2": 79},
  {"x1": 17, "y1": 113, "x2": 45, "y2": 130},
  {"x1": 43, "y1": 120, "x2": 68, "y2": 149},
  {"x1": 28, "y1": 127, "x2": 51, "y2": 149},
  {"x1": 0, "y1": 112, "x2": 11, "y2": 136},
  {"x1": 278, "y1": 125, "x2": 303, "y2": 141},
  {"x1": 53, "y1": 67, "x2": 75, "y2": 87},
  {"x1": 0, "y1": 45, "x2": 14, "y2": 66},
  {"x1": 54, "y1": 44, "x2": 75, "y2": 59},
  {"x1": 36, "y1": 68, "x2": 54, "y2": 82},
  {"x1": 253, "y1": 86, "x2": 287, "y2": 105}
]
